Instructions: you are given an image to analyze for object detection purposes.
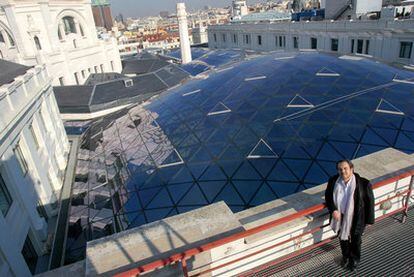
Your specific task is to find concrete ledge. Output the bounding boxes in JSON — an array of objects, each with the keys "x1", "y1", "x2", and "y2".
[{"x1": 85, "y1": 202, "x2": 244, "y2": 276}]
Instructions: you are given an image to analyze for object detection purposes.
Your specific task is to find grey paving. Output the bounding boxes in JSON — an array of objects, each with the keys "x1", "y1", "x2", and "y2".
[{"x1": 247, "y1": 208, "x2": 414, "y2": 277}]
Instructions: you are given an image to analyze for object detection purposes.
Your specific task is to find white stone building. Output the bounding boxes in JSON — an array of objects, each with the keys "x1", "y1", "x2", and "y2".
[
  {"x1": 0, "y1": 0, "x2": 122, "y2": 86},
  {"x1": 0, "y1": 60, "x2": 69, "y2": 276},
  {"x1": 208, "y1": 19, "x2": 414, "y2": 65}
]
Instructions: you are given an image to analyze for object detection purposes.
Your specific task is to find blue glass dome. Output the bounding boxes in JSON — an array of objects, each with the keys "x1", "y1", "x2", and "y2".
[{"x1": 67, "y1": 50, "x2": 414, "y2": 261}]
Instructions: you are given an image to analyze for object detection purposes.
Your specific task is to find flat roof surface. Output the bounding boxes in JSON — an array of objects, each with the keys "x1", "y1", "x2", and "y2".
[
  {"x1": 0, "y1": 59, "x2": 31, "y2": 86},
  {"x1": 247, "y1": 208, "x2": 414, "y2": 276},
  {"x1": 66, "y1": 50, "x2": 414, "y2": 263}
]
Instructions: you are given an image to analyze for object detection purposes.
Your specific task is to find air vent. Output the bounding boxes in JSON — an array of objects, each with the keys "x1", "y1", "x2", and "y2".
[{"x1": 124, "y1": 79, "x2": 133, "y2": 87}]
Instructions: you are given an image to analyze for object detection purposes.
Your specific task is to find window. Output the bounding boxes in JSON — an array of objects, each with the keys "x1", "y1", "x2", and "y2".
[
  {"x1": 0, "y1": 50, "x2": 3, "y2": 59},
  {"x1": 399, "y1": 41, "x2": 413, "y2": 59},
  {"x1": 72, "y1": 39, "x2": 77, "y2": 48},
  {"x1": 232, "y1": 34, "x2": 238, "y2": 44},
  {"x1": 0, "y1": 174, "x2": 13, "y2": 217},
  {"x1": 36, "y1": 200, "x2": 48, "y2": 221},
  {"x1": 357, "y1": 39, "x2": 363, "y2": 54},
  {"x1": 0, "y1": 32, "x2": 4, "y2": 43},
  {"x1": 222, "y1": 34, "x2": 226, "y2": 42},
  {"x1": 21, "y1": 235, "x2": 38, "y2": 275},
  {"x1": 81, "y1": 70, "x2": 86, "y2": 79},
  {"x1": 94, "y1": 66, "x2": 98, "y2": 73},
  {"x1": 365, "y1": 40, "x2": 370, "y2": 54},
  {"x1": 62, "y1": 16, "x2": 77, "y2": 35},
  {"x1": 58, "y1": 77, "x2": 64, "y2": 86},
  {"x1": 331, "y1": 38, "x2": 339, "y2": 52},
  {"x1": 244, "y1": 34, "x2": 250, "y2": 44},
  {"x1": 293, "y1": 37, "x2": 299, "y2": 49},
  {"x1": 88, "y1": 68, "x2": 92, "y2": 73},
  {"x1": 34, "y1": 36, "x2": 41, "y2": 50},
  {"x1": 279, "y1": 36, "x2": 283, "y2": 47},
  {"x1": 100, "y1": 64, "x2": 104, "y2": 73},
  {"x1": 311, "y1": 37, "x2": 317, "y2": 49},
  {"x1": 111, "y1": 61, "x2": 114, "y2": 71},
  {"x1": 283, "y1": 36, "x2": 286, "y2": 48},
  {"x1": 14, "y1": 144, "x2": 28, "y2": 176},
  {"x1": 124, "y1": 79, "x2": 133, "y2": 87},
  {"x1": 213, "y1": 33, "x2": 217, "y2": 42},
  {"x1": 257, "y1": 35, "x2": 262, "y2": 46},
  {"x1": 29, "y1": 124, "x2": 40, "y2": 149},
  {"x1": 74, "y1": 72, "x2": 79, "y2": 85},
  {"x1": 351, "y1": 39, "x2": 355, "y2": 53}
]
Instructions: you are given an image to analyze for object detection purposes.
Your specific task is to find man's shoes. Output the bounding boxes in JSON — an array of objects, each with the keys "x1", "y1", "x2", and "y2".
[
  {"x1": 348, "y1": 259, "x2": 360, "y2": 272},
  {"x1": 340, "y1": 257, "x2": 349, "y2": 268}
]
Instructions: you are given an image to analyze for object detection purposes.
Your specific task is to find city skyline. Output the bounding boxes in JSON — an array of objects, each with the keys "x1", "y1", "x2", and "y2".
[{"x1": 108, "y1": 0, "x2": 264, "y2": 18}]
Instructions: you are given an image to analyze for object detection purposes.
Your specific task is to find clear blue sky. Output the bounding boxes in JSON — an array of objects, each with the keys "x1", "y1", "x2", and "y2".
[{"x1": 108, "y1": 0, "x2": 264, "y2": 18}]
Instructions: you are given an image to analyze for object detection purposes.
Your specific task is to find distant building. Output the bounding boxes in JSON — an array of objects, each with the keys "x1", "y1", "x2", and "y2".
[
  {"x1": 91, "y1": 0, "x2": 114, "y2": 30},
  {"x1": 209, "y1": 11, "x2": 414, "y2": 65},
  {"x1": 0, "y1": 0, "x2": 122, "y2": 86},
  {"x1": 192, "y1": 24, "x2": 209, "y2": 44},
  {"x1": 232, "y1": 0, "x2": 249, "y2": 19},
  {"x1": 0, "y1": 60, "x2": 69, "y2": 276}
]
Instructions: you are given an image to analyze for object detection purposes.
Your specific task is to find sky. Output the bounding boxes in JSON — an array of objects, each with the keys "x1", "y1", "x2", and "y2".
[{"x1": 108, "y1": 0, "x2": 264, "y2": 18}]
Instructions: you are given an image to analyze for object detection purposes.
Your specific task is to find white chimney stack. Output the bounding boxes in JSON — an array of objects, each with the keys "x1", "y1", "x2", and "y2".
[{"x1": 177, "y1": 3, "x2": 192, "y2": 64}]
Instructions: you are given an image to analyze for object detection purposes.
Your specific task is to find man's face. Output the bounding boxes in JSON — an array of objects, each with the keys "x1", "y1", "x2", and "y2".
[{"x1": 337, "y1": 162, "x2": 353, "y2": 181}]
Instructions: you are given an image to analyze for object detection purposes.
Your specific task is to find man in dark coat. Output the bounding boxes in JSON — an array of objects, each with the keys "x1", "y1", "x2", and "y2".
[{"x1": 325, "y1": 159, "x2": 375, "y2": 272}]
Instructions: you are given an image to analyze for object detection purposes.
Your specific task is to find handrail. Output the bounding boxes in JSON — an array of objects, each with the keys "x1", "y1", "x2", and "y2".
[{"x1": 114, "y1": 169, "x2": 414, "y2": 277}]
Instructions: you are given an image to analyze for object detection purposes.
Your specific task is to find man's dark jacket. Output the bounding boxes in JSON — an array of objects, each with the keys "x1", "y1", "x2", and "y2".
[{"x1": 325, "y1": 173, "x2": 375, "y2": 236}]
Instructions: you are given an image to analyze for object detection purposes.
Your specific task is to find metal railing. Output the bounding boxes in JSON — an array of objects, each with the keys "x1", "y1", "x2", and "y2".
[{"x1": 114, "y1": 170, "x2": 414, "y2": 277}]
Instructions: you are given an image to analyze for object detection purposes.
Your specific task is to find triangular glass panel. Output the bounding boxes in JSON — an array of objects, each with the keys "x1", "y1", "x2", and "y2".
[
  {"x1": 287, "y1": 94, "x2": 314, "y2": 108},
  {"x1": 233, "y1": 180, "x2": 262, "y2": 203},
  {"x1": 316, "y1": 67, "x2": 340, "y2": 77},
  {"x1": 247, "y1": 139, "x2": 278, "y2": 159},
  {"x1": 267, "y1": 161, "x2": 299, "y2": 182},
  {"x1": 179, "y1": 184, "x2": 209, "y2": 205},
  {"x1": 207, "y1": 102, "x2": 231, "y2": 116},
  {"x1": 214, "y1": 183, "x2": 245, "y2": 205},
  {"x1": 145, "y1": 208, "x2": 173, "y2": 223},
  {"x1": 199, "y1": 181, "x2": 227, "y2": 202},
  {"x1": 267, "y1": 181, "x2": 300, "y2": 198},
  {"x1": 392, "y1": 74, "x2": 414, "y2": 84},
  {"x1": 157, "y1": 149, "x2": 184, "y2": 168},
  {"x1": 249, "y1": 183, "x2": 277, "y2": 206},
  {"x1": 375, "y1": 99, "x2": 404, "y2": 116},
  {"x1": 146, "y1": 188, "x2": 174, "y2": 208},
  {"x1": 168, "y1": 182, "x2": 193, "y2": 204}
]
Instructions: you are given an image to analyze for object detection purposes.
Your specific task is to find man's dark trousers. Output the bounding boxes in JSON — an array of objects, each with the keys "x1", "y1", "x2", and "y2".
[{"x1": 340, "y1": 232, "x2": 362, "y2": 263}]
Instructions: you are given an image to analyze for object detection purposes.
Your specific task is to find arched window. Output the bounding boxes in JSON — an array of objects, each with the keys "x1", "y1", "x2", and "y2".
[
  {"x1": 34, "y1": 36, "x2": 42, "y2": 50},
  {"x1": 62, "y1": 16, "x2": 76, "y2": 35}
]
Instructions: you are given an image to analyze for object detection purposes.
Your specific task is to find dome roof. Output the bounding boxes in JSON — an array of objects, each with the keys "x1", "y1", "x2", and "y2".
[{"x1": 73, "y1": 50, "x2": 414, "y2": 238}]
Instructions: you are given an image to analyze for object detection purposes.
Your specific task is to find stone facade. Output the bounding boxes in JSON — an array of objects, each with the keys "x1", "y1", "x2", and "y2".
[
  {"x1": 208, "y1": 19, "x2": 414, "y2": 65},
  {"x1": 0, "y1": 64, "x2": 69, "y2": 276},
  {"x1": 0, "y1": 0, "x2": 122, "y2": 86}
]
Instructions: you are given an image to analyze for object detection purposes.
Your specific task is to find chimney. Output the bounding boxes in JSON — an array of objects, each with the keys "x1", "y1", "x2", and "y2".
[{"x1": 176, "y1": 3, "x2": 192, "y2": 64}]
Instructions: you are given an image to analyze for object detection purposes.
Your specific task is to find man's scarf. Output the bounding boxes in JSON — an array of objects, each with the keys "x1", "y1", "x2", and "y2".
[{"x1": 331, "y1": 174, "x2": 356, "y2": 240}]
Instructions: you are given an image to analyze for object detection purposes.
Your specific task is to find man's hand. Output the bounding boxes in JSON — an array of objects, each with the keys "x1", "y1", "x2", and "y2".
[{"x1": 333, "y1": 210, "x2": 341, "y2": 221}]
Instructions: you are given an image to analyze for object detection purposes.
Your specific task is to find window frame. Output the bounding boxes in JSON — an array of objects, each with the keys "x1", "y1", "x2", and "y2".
[
  {"x1": 0, "y1": 174, "x2": 13, "y2": 217},
  {"x1": 14, "y1": 144, "x2": 28, "y2": 176},
  {"x1": 399, "y1": 41, "x2": 413, "y2": 59}
]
